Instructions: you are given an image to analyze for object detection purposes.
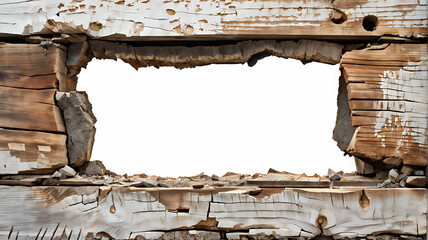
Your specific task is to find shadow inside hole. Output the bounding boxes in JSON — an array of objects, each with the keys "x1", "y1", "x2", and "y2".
[
  {"x1": 330, "y1": 9, "x2": 347, "y2": 24},
  {"x1": 362, "y1": 15, "x2": 378, "y2": 32}
]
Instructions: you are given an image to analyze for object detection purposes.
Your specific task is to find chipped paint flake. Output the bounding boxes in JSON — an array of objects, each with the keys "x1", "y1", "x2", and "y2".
[
  {"x1": 8, "y1": 143, "x2": 25, "y2": 151},
  {"x1": 0, "y1": 151, "x2": 20, "y2": 174}
]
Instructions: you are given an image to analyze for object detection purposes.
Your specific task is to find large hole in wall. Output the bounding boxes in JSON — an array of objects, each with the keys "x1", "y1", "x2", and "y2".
[{"x1": 77, "y1": 57, "x2": 355, "y2": 177}]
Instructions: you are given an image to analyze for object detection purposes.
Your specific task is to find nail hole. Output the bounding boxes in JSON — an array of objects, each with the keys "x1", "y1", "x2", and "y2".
[
  {"x1": 169, "y1": 208, "x2": 190, "y2": 213},
  {"x1": 316, "y1": 214, "x2": 328, "y2": 229},
  {"x1": 109, "y1": 205, "x2": 116, "y2": 213},
  {"x1": 362, "y1": 15, "x2": 378, "y2": 32},
  {"x1": 177, "y1": 208, "x2": 189, "y2": 213},
  {"x1": 166, "y1": 9, "x2": 175, "y2": 15},
  {"x1": 330, "y1": 9, "x2": 347, "y2": 24}
]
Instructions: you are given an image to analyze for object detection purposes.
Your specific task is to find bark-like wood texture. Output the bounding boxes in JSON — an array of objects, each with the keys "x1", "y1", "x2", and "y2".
[
  {"x1": 56, "y1": 91, "x2": 97, "y2": 167},
  {"x1": 87, "y1": 39, "x2": 344, "y2": 68},
  {"x1": 0, "y1": 0, "x2": 426, "y2": 40},
  {"x1": 342, "y1": 43, "x2": 428, "y2": 167},
  {"x1": 0, "y1": 44, "x2": 68, "y2": 174},
  {"x1": 0, "y1": 186, "x2": 426, "y2": 239}
]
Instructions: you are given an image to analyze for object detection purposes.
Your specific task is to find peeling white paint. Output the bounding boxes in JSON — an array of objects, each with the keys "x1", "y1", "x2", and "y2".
[
  {"x1": 37, "y1": 153, "x2": 51, "y2": 169},
  {"x1": 0, "y1": 0, "x2": 425, "y2": 38},
  {"x1": 0, "y1": 151, "x2": 20, "y2": 174},
  {"x1": 17, "y1": 161, "x2": 37, "y2": 172},
  {"x1": 373, "y1": 67, "x2": 428, "y2": 152},
  {"x1": 0, "y1": 150, "x2": 40, "y2": 174}
]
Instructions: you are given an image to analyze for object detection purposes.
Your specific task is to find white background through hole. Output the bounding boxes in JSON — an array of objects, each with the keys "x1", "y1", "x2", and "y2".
[{"x1": 77, "y1": 57, "x2": 355, "y2": 177}]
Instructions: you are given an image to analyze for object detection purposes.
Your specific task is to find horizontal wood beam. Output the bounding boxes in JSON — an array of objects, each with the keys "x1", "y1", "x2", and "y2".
[
  {"x1": 0, "y1": 186, "x2": 426, "y2": 239},
  {"x1": 0, "y1": 0, "x2": 426, "y2": 41}
]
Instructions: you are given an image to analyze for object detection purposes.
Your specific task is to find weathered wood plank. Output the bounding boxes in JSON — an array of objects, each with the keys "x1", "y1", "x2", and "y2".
[
  {"x1": 0, "y1": 43, "x2": 66, "y2": 133},
  {"x1": 0, "y1": 43, "x2": 68, "y2": 173},
  {"x1": 0, "y1": 86, "x2": 65, "y2": 133},
  {"x1": 0, "y1": 73, "x2": 58, "y2": 89},
  {"x1": 0, "y1": 128, "x2": 67, "y2": 174},
  {"x1": 0, "y1": 43, "x2": 63, "y2": 76},
  {"x1": 0, "y1": 42, "x2": 68, "y2": 91},
  {"x1": 0, "y1": 86, "x2": 56, "y2": 105},
  {"x1": 341, "y1": 43, "x2": 428, "y2": 168},
  {"x1": 0, "y1": 0, "x2": 425, "y2": 40},
  {"x1": 0, "y1": 186, "x2": 425, "y2": 239}
]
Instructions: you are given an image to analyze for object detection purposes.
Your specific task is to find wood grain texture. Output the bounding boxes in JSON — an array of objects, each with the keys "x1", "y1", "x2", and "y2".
[
  {"x1": 0, "y1": 43, "x2": 63, "y2": 77},
  {"x1": 0, "y1": 87, "x2": 65, "y2": 133},
  {"x1": 0, "y1": 0, "x2": 426, "y2": 40},
  {"x1": 341, "y1": 43, "x2": 428, "y2": 167},
  {"x1": 0, "y1": 128, "x2": 67, "y2": 174},
  {"x1": 0, "y1": 186, "x2": 425, "y2": 239},
  {"x1": 0, "y1": 43, "x2": 68, "y2": 174},
  {"x1": 85, "y1": 39, "x2": 344, "y2": 70},
  {"x1": 0, "y1": 43, "x2": 66, "y2": 132}
]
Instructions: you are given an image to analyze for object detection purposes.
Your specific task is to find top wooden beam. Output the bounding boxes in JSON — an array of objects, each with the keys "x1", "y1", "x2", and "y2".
[{"x1": 0, "y1": 0, "x2": 426, "y2": 41}]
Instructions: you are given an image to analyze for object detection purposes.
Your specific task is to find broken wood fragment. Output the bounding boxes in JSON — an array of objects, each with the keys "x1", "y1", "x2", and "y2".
[
  {"x1": 406, "y1": 176, "x2": 426, "y2": 188},
  {"x1": 56, "y1": 91, "x2": 97, "y2": 167},
  {"x1": 58, "y1": 165, "x2": 77, "y2": 177},
  {"x1": 78, "y1": 160, "x2": 106, "y2": 176},
  {"x1": 388, "y1": 169, "x2": 399, "y2": 183},
  {"x1": 87, "y1": 39, "x2": 344, "y2": 71},
  {"x1": 328, "y1": 169, "x2": 342, "y2": 181},
  {"x1": 354, "y1": 157, "x2": 375, "y2": 175}
]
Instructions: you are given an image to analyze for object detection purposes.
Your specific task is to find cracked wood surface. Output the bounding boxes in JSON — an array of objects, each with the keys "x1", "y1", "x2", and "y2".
[
  {"x1": 0, "y1": 43, "x2": 66, "y2": 133},
  {"x1": 0, "y1": 0, "x2": 426, "y2": 40},
  {"x1": 0, "y1": 128, "x2": 67, "y2": 174},
  {"x1": 0, "y1": 186, "x2": 426, "y2": 239},
  {"x1": 0, "y1": 43, "x2": 68, "y2": 174},
  {"x1": 341, "y1": 43, "x2": 428, "y2": 167}
]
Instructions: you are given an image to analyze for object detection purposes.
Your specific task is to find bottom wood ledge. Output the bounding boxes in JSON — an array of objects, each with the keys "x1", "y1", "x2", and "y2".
[{"x1": 0, "y1": 186, "x2": 426, "y2": 239}]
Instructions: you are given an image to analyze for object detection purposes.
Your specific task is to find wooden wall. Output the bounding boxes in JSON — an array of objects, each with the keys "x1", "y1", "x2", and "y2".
[{"x1": 0, "y1": 44, "x2": 68, "y2": 174}]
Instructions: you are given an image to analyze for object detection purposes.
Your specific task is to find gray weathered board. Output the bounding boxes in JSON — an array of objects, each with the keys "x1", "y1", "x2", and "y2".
[{"x1": 0, "y1": 186, "x2": 426, "y2": 239}]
